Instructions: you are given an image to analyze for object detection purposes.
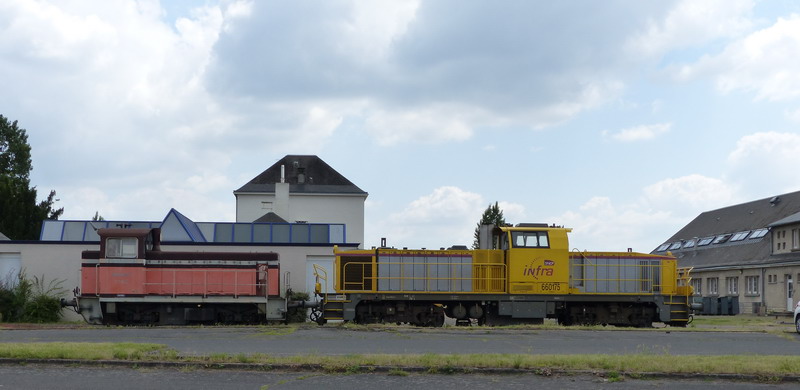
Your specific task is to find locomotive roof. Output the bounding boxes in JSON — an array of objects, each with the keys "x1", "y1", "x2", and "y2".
[
  {"x1": 235, "y1": 155, "x2": 367, "y2": 195},
  {"x1": 97, "y1": 228, "x2": 154, "y2": 238},
  {"x1": 499, "y1": 225, "x2": 572, "y2": 233}
]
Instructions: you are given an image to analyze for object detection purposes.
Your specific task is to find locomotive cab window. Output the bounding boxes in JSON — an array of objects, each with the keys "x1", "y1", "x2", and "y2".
[
  {"x1": 106, "y1": 237, "x2": 138, "y2": 258},
  {"x1": 512, "y1": 231, "x2": 549, "y2": 248}
]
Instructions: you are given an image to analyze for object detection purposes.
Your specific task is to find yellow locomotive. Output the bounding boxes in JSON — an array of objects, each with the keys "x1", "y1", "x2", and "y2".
[{"x1": 313, "y1": 224, "x2": 694, "y2": 327}]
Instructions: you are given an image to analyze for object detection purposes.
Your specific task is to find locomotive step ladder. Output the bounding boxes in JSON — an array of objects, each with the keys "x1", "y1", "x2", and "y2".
[
  {"x1": 321, "y1": 296, "x2": 348, "y2": 321},
  {"x1": 665, "y1": 294, "x2": 691, "y2": 326},
  {"x1": 311, "y1": 264, "x2": 349, "y2": 324}
]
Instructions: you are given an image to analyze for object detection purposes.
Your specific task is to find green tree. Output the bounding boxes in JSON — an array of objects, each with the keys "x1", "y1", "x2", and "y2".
[
  {"x1": 0, "y1": 115, "x2": 63, "y2": 240},
  {"x1": 472, "y1": 202, "x2": 507, "y2": 249},
  {"x1": 92, "y1": 211, "x2": 105, "y2": 221}
]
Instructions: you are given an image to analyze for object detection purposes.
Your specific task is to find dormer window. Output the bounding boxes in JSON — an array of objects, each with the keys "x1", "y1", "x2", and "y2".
[{"x1": 106, "y1": 237, "x2": 138, "y2": 258}]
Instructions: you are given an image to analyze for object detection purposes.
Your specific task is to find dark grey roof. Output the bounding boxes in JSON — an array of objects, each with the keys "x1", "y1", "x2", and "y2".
[
  {"x1": 254, "y1": 212, "x2": 287, "y2": 223},
  {"x1": 235, "y1": 155, "x2": 367, "y2": 195},
  {"x1": 769, "y1": 211, "x2": 800, "y2": 227},
  {"x1": 654, "y1": 190, "x2": 800, "y2": 269}
]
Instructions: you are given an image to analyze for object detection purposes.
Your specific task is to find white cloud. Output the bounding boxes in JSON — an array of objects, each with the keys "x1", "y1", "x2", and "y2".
[
  {"x1": 673, "y1": 14, "x2": 800, "y2": 101},
  {"x1": 364, "y1": 105, "x2": 473, "y2": 145},
  {"x1": 204, "y1": 2, "x2": 682, "y2": 145},
  {"x1": 497, "y1": 201, "x2": 527, "y2": 224},
  {"x1": 726, "y1": 132, "x2": 800, "y2": 194},
  {"x1": 555, "y1": 196, "x2": 678, "y2": 252},
  {"x1": 364, "y1": 186, "x2": 531, "y2": 248},
  {"x1": 626, "y1": 0, "x2": 754, "y2": 57},
  {"x1": 643, "y1": 174, "x2": 739, "y2": 210},
  {"x1": 371, "y1": 186, "x2": 484, "y2": 248},
  {"x1": 604, "y1": 123, "x2": 672, "y2": 142},
  {"x1": 391, "y1": 186, "x2": 483, "y2": 224},
  {"x1": 787, "y1": 107, "x2": 800, "y2": 123},
  {"x1": 729, "y1": 131, "x2": 800, "y2": 163},
  {"x1": 554, "y1": 173, "x2": 742, "y2": 252}
]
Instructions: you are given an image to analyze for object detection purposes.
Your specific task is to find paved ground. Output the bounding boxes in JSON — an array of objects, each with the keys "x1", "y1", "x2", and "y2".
[
  {"x1": 0, "y1": 364, "x2": 797, "y2": 390},
  {"x1": 1, "y1": 325, "x2": 798, "y2": 356}
]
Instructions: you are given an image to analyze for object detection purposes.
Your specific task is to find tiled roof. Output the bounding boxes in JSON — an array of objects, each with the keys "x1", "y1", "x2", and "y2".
[
  {"x1": 235, "y1": 155, "x2": 366, "y2": 195},
  {"x1": 654, "y1": 190, "x2": 800, "y2": 269}
]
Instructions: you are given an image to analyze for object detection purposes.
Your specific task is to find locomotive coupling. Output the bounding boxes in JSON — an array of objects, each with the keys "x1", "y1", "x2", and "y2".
[
  {"x1": 60, "y1": 298, "x2": 77, "y2": 309},
  {"x1": 287, "y1": 300, "x2": 320, "y2": 309}
]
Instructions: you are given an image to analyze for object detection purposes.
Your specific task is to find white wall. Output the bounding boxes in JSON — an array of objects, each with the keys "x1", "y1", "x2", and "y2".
[
  {"x1": 0, "y1": 243, "x2": 94, "y2": 321},
  {"x1": 236, "y1": 192, "x2": 365, "y2": 246}
]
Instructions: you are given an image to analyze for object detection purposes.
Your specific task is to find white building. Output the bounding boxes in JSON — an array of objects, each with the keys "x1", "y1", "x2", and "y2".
[{"x1": 234, "y1": 155, "x2": 367, "y2": 245}]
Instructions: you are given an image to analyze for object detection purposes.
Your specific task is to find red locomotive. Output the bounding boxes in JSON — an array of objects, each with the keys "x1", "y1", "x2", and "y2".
[{"x1": 66, "y1": 228, "x2": 288, "y2": 325}]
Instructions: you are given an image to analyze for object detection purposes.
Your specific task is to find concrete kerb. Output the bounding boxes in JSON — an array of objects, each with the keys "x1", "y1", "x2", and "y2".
[{"x1": 1, "y1": 358, "x2": 799, "y2": 383}]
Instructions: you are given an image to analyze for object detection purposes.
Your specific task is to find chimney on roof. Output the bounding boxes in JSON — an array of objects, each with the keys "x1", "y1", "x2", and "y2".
[
  {"x1": 275, "y1": 165, "x2": 290, "y2": 219},
  {"x1": 769, "y1": 196, "x2": 781, "y2": 206}
]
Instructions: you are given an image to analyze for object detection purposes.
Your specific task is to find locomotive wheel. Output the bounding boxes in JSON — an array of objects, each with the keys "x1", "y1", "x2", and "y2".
[{"x1": 309, "y1": 307, "x2": 326, "y2": 325}]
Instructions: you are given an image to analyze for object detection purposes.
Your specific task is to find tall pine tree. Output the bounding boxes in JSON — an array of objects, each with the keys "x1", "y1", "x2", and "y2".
[
  {"x1": 472, "y1": 202, "x2": 507, "y2": 249},
  {"x1": 0, "y1": 115, "x2": 63, "y2": 240}
]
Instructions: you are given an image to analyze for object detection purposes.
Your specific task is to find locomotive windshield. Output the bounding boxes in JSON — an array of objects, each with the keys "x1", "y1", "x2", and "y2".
[
  {"x1": 106, "y1": 237, "x2": 138, "y2": 258},
  {"x1": 511, "y1": 231, "x2": 549, "y2": 248}
]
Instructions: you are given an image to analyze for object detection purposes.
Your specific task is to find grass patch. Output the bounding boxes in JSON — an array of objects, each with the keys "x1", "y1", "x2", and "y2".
[
  {"x1": 3, "y1": 342, "x2": 800, "y2": 377},
  {"x1": 0, "y1": 342, "x2": 165, "y2": 360},
  {"x1": 335, "y1": 314, "x2": 798, "y2": 334}
]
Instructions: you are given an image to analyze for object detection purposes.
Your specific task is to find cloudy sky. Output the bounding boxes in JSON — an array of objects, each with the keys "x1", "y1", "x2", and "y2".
[{"x1": 3, "y1": 0, "x2": 800, "y2": 252}]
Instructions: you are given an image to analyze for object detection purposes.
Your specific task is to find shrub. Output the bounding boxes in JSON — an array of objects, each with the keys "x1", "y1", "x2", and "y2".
[
  {"x1": 286, "y1": 290, "x2": 311, "y2": 323},
  {"x1": 0, "y1": 271, "x2": 65, "y2": 323}
]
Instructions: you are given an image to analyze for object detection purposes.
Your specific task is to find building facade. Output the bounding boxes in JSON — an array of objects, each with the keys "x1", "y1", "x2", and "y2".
[
  {"x1": 234, "y1": 155, "x2": 367, "y2": 246},
  {"x1": 652, "y1": 192, "x2": 800, "y2": 315}
]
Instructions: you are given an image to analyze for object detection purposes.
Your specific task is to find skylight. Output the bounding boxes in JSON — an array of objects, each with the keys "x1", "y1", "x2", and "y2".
[
  {"x1": 682, "y1": 239, "x2": 696, "y2": 248},
  {"x1": 668, "y1": 242, "x2": 682, "y2": 250},
  {"x1": 729, "y1": 231, "x2": 750, "y2": 242},
  {"x1": 712, "y1": 234, "x2": 732, "y2": 244},
  {"x1": 697, "y1": 237, "x2": 714, "y2": 246},
  {"x1": 750, "y1": 228, "x2": 769, "y2": 239},
  {"x1": 656, "y1": 243, "x2": 670, "y2": 252}
]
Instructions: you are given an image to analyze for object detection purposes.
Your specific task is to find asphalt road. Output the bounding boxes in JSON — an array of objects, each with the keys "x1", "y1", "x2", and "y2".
[
  {"x1": 0, "y1": 364, "x2": 798, "y2": 390},
  {"x1": 1, "y1": 325, "x2": 798, "y2": 356}
]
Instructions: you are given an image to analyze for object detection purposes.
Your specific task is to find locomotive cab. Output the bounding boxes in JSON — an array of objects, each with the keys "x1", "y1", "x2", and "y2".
[{"x1": 499, "y1": 224, "x2": 572, "y2": 295}]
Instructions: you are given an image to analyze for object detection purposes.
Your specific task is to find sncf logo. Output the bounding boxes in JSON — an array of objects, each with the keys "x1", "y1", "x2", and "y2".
[{"x1": 523, "y1": 259, "x2": 555, "y2": 279}]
